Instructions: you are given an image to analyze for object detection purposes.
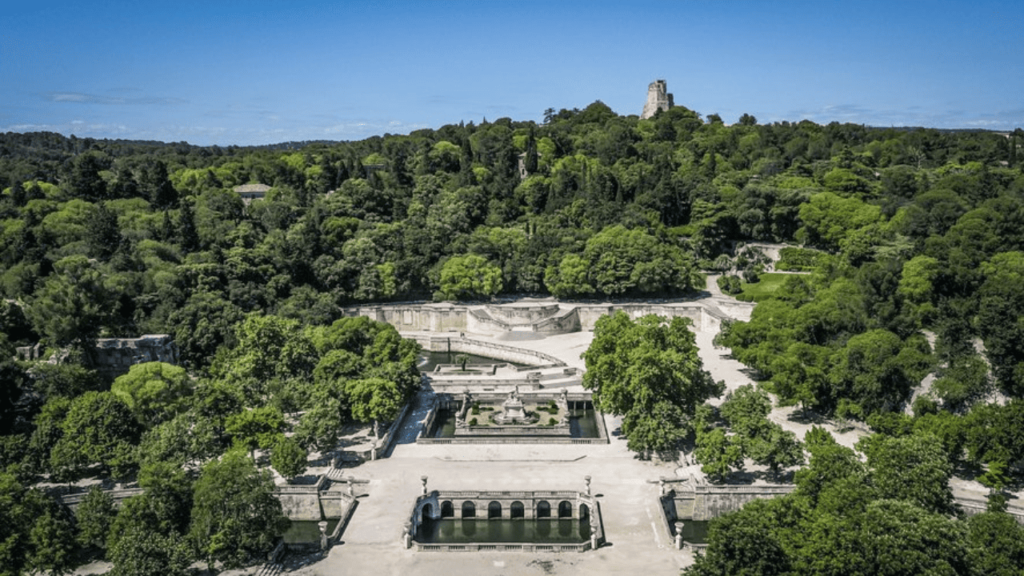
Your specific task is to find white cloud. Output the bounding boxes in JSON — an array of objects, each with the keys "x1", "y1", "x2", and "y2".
[{"x1": 44, "y1": 92, "x2": 187, "y2": 106}]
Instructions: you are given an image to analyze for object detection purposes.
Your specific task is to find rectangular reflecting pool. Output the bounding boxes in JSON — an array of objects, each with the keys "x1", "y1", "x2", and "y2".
[
  {"x1": 430, "y1": 405, "x2": 602, "y2": 439},
  {"x1": 675, "y1": 520, "x2": 709, "y2": 544},
  {"x1": 419, "y1": 351, "x2": 529, "y2": 372},
  {"x1": 281, "y1": 519, "x2": 339, "y2": 544},
  {"x1": 415, "y1": 518, "x2": 590, "y2": 544}
]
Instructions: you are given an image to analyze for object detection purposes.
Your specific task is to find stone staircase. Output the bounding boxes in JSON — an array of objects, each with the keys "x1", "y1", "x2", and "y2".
[
  {"x1": 254, "y1": 562, "x2": 284, "y2": 576},
  {"x1": 326, "y1": 467, "x2": 348, "y2": 482}
]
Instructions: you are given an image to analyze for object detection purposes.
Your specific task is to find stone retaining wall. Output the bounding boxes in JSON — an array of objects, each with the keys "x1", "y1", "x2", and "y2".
[
  {"x1": 407, "y1": 489, "x2": 603, "y2": 552},
  {"x1": 409, "y1": 335, "x2": 566, "y2": 368},
  {"x1": 61, "y1": 488, "x2": 144, "y2": 511},
  {"x1": 344, "y1": 300, "x2": 728, "y2": 336}
]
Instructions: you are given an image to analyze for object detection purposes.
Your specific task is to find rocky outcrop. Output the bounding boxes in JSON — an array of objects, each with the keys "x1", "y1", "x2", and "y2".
[{"x1": 641, "y1": 79, "x2": 674, "y2": 119}]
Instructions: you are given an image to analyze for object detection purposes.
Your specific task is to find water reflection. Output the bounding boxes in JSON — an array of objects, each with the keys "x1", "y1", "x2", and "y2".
[
  {"x1": 281, "y1": 519, "x2": 339, "y2": 543},
  {"x1": 415, "y1": 518, "x2": 590, "y2": 544},
  {"x1": 432, "y1": 407, "x2": 601, "y2": 439}
]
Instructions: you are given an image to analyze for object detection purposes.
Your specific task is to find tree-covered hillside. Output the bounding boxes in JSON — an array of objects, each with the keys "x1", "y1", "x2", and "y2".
[{"x1": 2, "y1": 103, "x2": 1024, "y2": 573}]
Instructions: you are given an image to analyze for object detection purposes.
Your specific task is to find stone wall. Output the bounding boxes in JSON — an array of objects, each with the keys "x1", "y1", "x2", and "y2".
[
  {"x1": 91, "y1": 334, "x2": 179, "y2": 377},
  {"x1": 17, "y1": 334, "x2": 180, "y2": 378},
  {"x1": 574, "y1": 303, "x2": 722, "y2": 333},
  {"x1": 345, "y1": 303, "x2": 468, "y2": 333},
  {"x1": 664, "y1": 484, "x2": 797, "y2": 522},
  {"x1": 485, "y1": 304, "x2": 561, "y2": 325},
  {"x1": 343, "y1": 299, "x2": 725, "y2": 337},
  {"x1": 275, "y1": 475, "x2": 330, "y2": 521},
  {"x1": 409, "y1": 336, "x2": 566, "y2": 368},
  {"x1": 663, "y1": 485, "x2": 1024, "y2": 526},
  {"x1": 61, "y1": 488, "x2": 144, "y2": 511}
]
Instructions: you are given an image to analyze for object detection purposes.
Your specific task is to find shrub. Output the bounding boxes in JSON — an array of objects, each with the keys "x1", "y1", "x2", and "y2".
[
  {"x1": 776, "y1": 247, "x2": 824, "y2": 271},
  {"x1": 548, "y1": 417, "x2": 557, "y2": 426},
  {"x1": 469, "y1": 417, "x2": 478, "y2": 426},
  {"x1": 717, "y1": 275, "x2": 743, "y2": 295},
  {"x1": 548, "y1": 400, "x2": 558, "y2": 414}
]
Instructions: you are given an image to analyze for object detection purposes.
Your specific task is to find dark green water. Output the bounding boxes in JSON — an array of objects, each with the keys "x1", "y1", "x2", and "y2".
[
  {"x1": 418, "y1": 351, "x2": 529, "y2": 372},
  {"x1": 415, "y1": 518, "x2": 590, "y2": 544},
  {"x1": 281, "y1": 519, "x2": 340, "y2": 543},
  {"x1": 431, "y1": 406, "x2": 601, "y2": 439},
  {"x1": 675, "y1": 520, "x2": 709, "y2": 544}
]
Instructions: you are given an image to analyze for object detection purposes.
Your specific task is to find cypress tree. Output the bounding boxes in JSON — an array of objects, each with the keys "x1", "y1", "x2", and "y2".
[{"x1": 178, "y1": 201, "x2": 200, "y2": 253}]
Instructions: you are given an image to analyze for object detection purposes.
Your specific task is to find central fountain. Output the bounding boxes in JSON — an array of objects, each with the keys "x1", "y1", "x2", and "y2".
[{"x1": 490, "y1": 387, "x2": 538, "y2": 425}]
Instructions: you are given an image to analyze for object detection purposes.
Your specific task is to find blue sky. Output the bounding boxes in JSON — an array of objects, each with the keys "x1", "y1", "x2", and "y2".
[{"x1": 2, "y1": 0, "x2": 1022, "y2": 146}]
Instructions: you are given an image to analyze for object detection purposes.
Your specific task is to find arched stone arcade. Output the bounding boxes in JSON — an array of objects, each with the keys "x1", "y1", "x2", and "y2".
[{"x1": 436, "y1": 496, "x2": 585, "y2": 520}]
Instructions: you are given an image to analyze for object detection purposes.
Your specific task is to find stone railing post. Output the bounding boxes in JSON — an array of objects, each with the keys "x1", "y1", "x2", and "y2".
[
  {"x1": 319, "y1": 520, "x2": 329, "y2": 550},
  {"x1": 675, "y1": 521, "x2": 685, "y2": 550}
]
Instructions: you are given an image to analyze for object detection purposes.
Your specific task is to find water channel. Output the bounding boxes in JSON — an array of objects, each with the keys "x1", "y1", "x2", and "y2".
[
  {"x1": 430, "y1": 404, "x2": 601, "y2": 439},
  {"x1": 415, "y1": 517, "x2": 590, "y2": 544},
  {"x1": 418, "y1": 351, "x2": 530, "y2": 372},
  {"x1": 281, "y1": 519, "x2": 340, "y2": 544},
  {"x1": 675, "y1": 520, "x2": 709, "y2": 544}
]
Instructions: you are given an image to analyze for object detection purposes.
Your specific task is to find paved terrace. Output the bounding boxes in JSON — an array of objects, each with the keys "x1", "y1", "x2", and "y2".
[{"x1": 203, "y1": 293, "x2": 1008, "y2": 576}]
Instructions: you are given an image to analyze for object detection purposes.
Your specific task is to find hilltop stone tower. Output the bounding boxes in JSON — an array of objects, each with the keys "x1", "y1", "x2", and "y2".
[{"x1": 641, "y1": 79, "x2": 674, "y2": 119}]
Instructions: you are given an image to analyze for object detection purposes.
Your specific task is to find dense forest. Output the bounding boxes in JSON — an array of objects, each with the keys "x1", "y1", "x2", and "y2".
[{"x1": 2, "y1": 103, "x2": 1024, "y2": 573}]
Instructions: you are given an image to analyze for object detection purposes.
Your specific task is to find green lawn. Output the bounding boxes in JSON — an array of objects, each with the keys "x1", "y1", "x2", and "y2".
[{"x1": 739, "y1": 273, "x2": 791, "y2": 301}]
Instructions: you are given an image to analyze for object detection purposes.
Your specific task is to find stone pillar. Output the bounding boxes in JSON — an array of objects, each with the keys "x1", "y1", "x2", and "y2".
[
  {"x1": 347, "y1": 476, "x2": 355, "y2": 497},
  {"x1": 675, "y1": 521, "x2": 685, "y2": 550},
  {"x1": 318, "y1": 520, "x2": 329, "y2": 551},
  {"x1": 659, "y1": 477, "x2": 667, "y2": 496},
  {"x1": 584, "y1": 476, "x2": 592, "y2": 495},
  {"x1": 421, "y1": 476, "x2": 428, "y2": 496},
  {"x1": 404, "y1": 521, "x2": 413, "y2": 549}
]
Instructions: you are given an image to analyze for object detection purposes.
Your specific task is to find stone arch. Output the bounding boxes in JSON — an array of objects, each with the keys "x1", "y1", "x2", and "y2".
[
  {"x1": 488, "y1": 501, "x2": 502, "y2": 519},
  {"x1": 421, "y1": 503, "x2": 434, "y2": 523},
  {"x1": 536, "y1": 500, "x2": 551, "y2": 518},
  {"x1": 511, "y1": 501, "x2": 525, "y2": 519},
  {"x1": 441, "y1": 501, "x2": 454, "y2": 518},
  {"x1": 579, "y1": 503, "x2": 590, "y2": 520},
  {"x1": 558, "y1": 500, "x2": 572, "y2": 518},
  {"x1": 461, "y1": 501, "x2": 476, "y2": 518}
]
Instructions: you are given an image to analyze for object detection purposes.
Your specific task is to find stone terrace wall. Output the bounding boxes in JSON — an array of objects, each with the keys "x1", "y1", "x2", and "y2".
[
  {"x1": 485, "y1": 303, "x2": 560, "y2": 325},
  {"x1": 665, "y1": 485, "x2": 797, "y2": 522},
  {"x1": 409, "y1": 335, "x2": 566, "y2": 368},
  {"x1": 344, "y1": 303, "x2": 468, "y2": 333},
  {"x1": 343, "y1": 300, "x2": 725, "y2": 336},
  {"x1": 20, "y1": 335, "x2": 180, "y2": 377},
  {"x1": 91, "y1": 334, "x2": 179, "y2": 377},
  {"x1": 664, "y1": 485, "x2": 1024, "y2": 525},
  {"x1": 574, "y1": 303, "x2": 722, "y2": 333},
  {"x1": 276, "y1": 475, "x2": 330, "y2": 520}
]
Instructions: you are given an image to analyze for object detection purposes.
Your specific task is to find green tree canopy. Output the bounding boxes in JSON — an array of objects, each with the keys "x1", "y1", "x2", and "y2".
[
  {"x1": 436, "y1": 253, "x2": 503, "y2": 300},
  {"x1": 188, "y1": 449, "x2": 289, "y2": 571},
  {"x1": 583, "y1": 312, "x2": 723, "y2": 456},
  {"x1": 111, "y1": 362, "x2": 192, "y2": 426}
]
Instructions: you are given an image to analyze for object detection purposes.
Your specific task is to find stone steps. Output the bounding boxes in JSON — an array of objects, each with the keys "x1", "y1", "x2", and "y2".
[{"x1": 254, "y1": 561, "x2": 283, "y2": 576}]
